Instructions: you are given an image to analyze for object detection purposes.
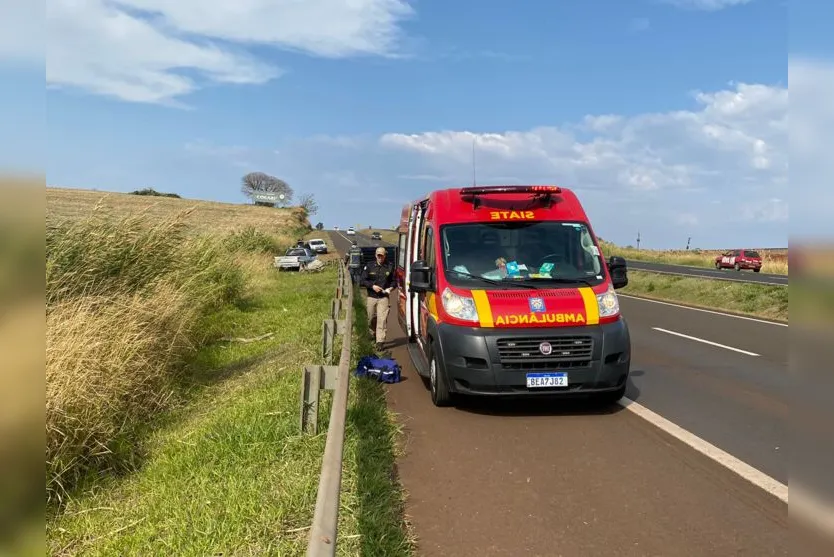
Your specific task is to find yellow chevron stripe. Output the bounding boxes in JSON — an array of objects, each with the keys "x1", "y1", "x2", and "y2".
[
  {"x1": 426, "y1": 292, "x2": 440, "y2": 321},
  {"x1": 578, "y1": 287, "x2": 600, "y2": 325},
  {"x1": 471, "y1": 289, "x2": 494, "y2": 328}
]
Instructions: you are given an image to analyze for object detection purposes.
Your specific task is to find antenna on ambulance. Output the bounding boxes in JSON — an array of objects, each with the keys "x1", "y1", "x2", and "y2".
[{"x1": 471, "y1": 136, "x2": 477, "y2": 186}]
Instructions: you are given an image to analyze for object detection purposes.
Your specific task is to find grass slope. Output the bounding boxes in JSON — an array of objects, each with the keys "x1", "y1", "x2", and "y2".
[
  {"x1": 47, "y1": 263, "x2": 413, "y2": 556},
  {"x1": 620, "y1": 270, "x2": 788, "y2": 322}
]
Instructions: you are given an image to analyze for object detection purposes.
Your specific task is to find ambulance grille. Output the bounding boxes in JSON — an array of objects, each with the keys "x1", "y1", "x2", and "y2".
[{"x1": 496, "y1": 336, "x2": 593, "y2": 369}]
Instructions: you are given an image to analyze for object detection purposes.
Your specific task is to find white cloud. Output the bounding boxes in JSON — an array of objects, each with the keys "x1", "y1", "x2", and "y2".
[
  {"x1": 46, "y1": 0, "x2": 414, "y2": 104},
  {"x1": 379, "y1": 82, "x2": 786, "y2": 194},
  {"x1": 370, "y1": 80, "x2": 787, "y2": 247},
  {"x1": 173, "y1": 76, "x2": 794, "y2": 247},
  {"x1": 657, "y1": 0, "x2": 754, "y2": 10}
]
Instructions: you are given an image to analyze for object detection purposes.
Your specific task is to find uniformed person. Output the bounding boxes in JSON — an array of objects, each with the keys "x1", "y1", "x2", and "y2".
[
  {"x1": 347, "y1": 242, "x2": 363, "y2": 283},
  {"x1": 360, "y1": 246, "x2": 395, "y2": 351}
]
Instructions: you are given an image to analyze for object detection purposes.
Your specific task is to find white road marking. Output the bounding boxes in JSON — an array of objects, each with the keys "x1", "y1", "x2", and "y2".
[
  {"x1": 652, "y1": 327, "x2": 760, "y2": 356},
  {"x1": 618, "y1": 397, "x2": 788, "y2": 504},
  {"x1": 619, "y1": 294, "x2": 789, "y2": 327}
]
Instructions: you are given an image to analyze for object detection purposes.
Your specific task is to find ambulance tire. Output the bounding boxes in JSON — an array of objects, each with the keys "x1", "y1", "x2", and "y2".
[{"x1": 428, "y1": 342, "x2": 453, "y2": 407}]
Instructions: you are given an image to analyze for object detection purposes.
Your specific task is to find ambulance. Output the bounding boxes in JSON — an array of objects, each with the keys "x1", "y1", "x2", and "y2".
[{"x1": 394, "y1": 185, "x2": 631, "y2": 407}]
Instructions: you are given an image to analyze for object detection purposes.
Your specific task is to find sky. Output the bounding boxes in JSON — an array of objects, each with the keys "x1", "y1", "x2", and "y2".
[{"x1": 3, "y1": 0, "x2": 832, "y2": 248}]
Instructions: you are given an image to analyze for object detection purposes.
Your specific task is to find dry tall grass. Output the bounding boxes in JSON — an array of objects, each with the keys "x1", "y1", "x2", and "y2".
[{"x1": 46, "y1": 190, "x2": 312, "y2": 506}]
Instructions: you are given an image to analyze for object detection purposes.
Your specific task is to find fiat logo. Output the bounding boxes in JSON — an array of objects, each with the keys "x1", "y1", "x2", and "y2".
[{"x1": 539, "y1": 341, "x2": 553, "y2": 355}]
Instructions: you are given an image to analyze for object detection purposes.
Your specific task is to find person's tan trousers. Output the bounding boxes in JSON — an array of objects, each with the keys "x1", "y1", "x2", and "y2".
[{"x1": 366, "y1": 295, "x2": 390, "y2": 343}]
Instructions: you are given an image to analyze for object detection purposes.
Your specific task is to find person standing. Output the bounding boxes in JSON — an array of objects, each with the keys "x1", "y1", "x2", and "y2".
[
  {"x1": 347, "y1": 242, "x2": 363, "y2": 283},
  {"x1": 360, "y1": 246, "x2": 395, "y2": 351}
]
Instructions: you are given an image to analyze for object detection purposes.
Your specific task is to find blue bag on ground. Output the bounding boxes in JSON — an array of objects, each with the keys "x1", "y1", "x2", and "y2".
[{"x1": 354, "y1": 355, "x2": 402, "y2": 383}]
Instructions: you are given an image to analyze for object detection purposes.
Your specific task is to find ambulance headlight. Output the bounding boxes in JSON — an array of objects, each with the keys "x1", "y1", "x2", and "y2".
[
  {"x1": 596, "y1": 285, "x2": 620, "y2": 318},
  {"x1": 441, "y1": 287, "x2": 479, "y2": 322}
]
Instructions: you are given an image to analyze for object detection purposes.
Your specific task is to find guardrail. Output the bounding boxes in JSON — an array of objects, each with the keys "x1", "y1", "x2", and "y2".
[{"x1": 301, "y1": 260, "x2": 355, "y2": 556}]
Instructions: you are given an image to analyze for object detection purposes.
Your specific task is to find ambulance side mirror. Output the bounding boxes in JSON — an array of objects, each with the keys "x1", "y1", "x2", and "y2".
[
  {"x1": 608, "y1": 256, "x2": 628, "y2": 289},
  {"x1": 410, "y1": 260, "x2": 432, "y2": 293}
]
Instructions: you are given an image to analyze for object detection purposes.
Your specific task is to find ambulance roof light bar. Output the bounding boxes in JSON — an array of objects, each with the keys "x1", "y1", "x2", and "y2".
[
  {"x1": 459, "y1": 185, "x2": 562, "y2": 208},
  {"x1": 459, "y1": 185, "x2": 561, "y2": 196}
]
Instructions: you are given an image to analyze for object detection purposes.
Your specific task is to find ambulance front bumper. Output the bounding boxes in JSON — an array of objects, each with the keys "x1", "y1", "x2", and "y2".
[{"x1": 434, "y1": 317, "x2": 630, "y2": 397}]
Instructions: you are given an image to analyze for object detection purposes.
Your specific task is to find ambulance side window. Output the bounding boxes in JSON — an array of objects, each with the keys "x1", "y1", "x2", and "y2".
[
  {"x1": 398, "y1": 233, "x2": 406, "y2": 269},
  {"x1": 424, "y1": 227, "x2": 436, "y2": 268}
]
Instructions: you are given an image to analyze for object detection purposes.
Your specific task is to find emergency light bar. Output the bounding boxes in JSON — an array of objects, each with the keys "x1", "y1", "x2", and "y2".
[
  {"x1": 459, "y1": 185, "x2": 562, "y2": 208},
  {"x1": 459, "y1": 185, "x2": 562, "y2": 196}
]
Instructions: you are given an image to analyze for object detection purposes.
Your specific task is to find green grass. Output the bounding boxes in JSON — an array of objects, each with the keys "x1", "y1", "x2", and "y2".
[
  {"x1": 340, "y1": 287, "x2": 415, "y2": 556},
  {"x1": 620, "y1": 270, "x2": 788, "y2": 322},
  {"x1": 47, "y1": 265, "x2": 413, "y2": 556}
]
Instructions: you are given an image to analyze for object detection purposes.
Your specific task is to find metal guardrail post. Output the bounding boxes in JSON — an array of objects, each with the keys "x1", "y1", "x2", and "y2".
[{"x1": 305, "y1": 259, "x2": 355, "y2": 556}]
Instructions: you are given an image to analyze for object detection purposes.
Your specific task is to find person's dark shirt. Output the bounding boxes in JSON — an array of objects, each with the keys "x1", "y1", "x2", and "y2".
[{"x1": 360, "y1": 259, "x2": 395, "y2": 298}]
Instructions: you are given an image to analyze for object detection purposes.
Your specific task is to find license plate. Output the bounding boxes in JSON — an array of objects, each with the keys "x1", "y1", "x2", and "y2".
[{"x1": 526, "y1": 372, "x2": 568, "y2": 388}]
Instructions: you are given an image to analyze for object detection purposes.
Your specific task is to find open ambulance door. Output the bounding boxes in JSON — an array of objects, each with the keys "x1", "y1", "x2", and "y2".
[{"x1": 404, "y1": 200, "x2": 427, "y2": 342}]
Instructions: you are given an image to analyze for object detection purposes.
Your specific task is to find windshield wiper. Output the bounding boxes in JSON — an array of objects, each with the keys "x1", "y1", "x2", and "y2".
[
  {"x1": 448, "y1": 269, "x2": 539, "y2": 289},
  {"x1": 515, "y1": 276, "x2": 595, "y2": 287}
]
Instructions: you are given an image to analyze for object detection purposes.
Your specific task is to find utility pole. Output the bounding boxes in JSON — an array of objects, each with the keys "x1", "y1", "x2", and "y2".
[
  {"x1": 686, "y1": 237, "x2": 691, "y2": 251},
  {"x1": 636, "y1": 230, "x2": 641, "y2": 250}
]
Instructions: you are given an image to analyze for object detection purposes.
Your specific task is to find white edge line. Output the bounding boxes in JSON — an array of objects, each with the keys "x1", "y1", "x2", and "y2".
[
  {"x1": 618, "y1": 294, "x2": 789, "y2": 327},
  {"x1": 618, "y1": 397, "x2": 788, "y2": 504},
  {"x1": 652, "y1": 327, "x2": 760, "y2": 356},
  {"x1": 629, "y1": 266, "x2": 788, "y2": 287}
]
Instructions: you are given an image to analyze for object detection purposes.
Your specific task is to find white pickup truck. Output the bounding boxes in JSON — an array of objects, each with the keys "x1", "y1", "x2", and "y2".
[{"x1": 274, "y1": 247, "x2": 316, "y2": 271}]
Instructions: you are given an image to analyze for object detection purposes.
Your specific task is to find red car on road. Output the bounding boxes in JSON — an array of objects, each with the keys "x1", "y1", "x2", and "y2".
[{"x1": 714, "y1": 249, "x2": 763, "y2": 272}]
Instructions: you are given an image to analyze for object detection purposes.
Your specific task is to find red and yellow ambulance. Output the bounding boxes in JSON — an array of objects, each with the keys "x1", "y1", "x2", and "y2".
[{"x1": 394, "y1": 185, "x2": 631, "y2": 407}]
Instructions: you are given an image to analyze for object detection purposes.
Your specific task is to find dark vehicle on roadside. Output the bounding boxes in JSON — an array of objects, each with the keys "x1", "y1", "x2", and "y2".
[{"x1": 370, "y1": 231, "x2": 382, "y2": 241}]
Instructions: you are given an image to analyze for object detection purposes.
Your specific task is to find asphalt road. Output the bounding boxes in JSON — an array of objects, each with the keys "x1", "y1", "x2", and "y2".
[
  {"x1": 625, "y1": 260, "x2": 789, "y2": 286},
  {"x1": 327, "y1": 230, "x2": 796, "y2": 556}
]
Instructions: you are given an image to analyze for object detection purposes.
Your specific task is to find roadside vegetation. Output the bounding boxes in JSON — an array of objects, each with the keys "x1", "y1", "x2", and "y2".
[
  {"x1": 620, "y1": 270, "x2": 788, "y2": 322},
  {"x1": 599, "y1": 240, "x2": 789, "y2": 276},
  {"x1": 46, "y1": 190, "x2": 411, "y2": 555},
  {"x1": 46, "y1": 200, "x2": 307, "y2": 504},
  {"x1": 342, "y1": 281, "x2": 415, "y2": 556}
]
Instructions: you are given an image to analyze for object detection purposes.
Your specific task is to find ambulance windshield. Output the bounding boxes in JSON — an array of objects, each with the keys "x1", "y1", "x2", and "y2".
[{"x1": 440, "y1": 221, "x2": 605, "y2": 288}]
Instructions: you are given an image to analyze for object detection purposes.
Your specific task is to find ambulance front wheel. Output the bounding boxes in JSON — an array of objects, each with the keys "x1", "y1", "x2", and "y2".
[{"x1": 429, "y1": 344, "x2": 453, "y2": 407}]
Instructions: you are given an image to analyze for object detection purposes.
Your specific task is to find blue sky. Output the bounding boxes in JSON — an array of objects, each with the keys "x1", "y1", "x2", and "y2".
[{"x1": 10, "y1": 0, "x2": 832, "y2": 247}]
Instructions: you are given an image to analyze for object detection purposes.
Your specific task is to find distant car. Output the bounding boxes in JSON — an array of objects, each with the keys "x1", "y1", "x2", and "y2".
[
  {"x1": 334, "y1": 226, "x2": 339, "y2": 231},
  {"x1": 275, "y1": 247, "x2": 316, "y2": 271},
  {"x1": 346, "y1": 227, "x2": 356, "y2": 236},
  {"x1": 307, "y1": 238, "x2": 328, "y2": 254},
  {"x1": 715, "y1": 249, "x2": 762, "y2": 272},
  {"x1": 370, "y1": 231, "x2": 382, "y2": 241}
]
